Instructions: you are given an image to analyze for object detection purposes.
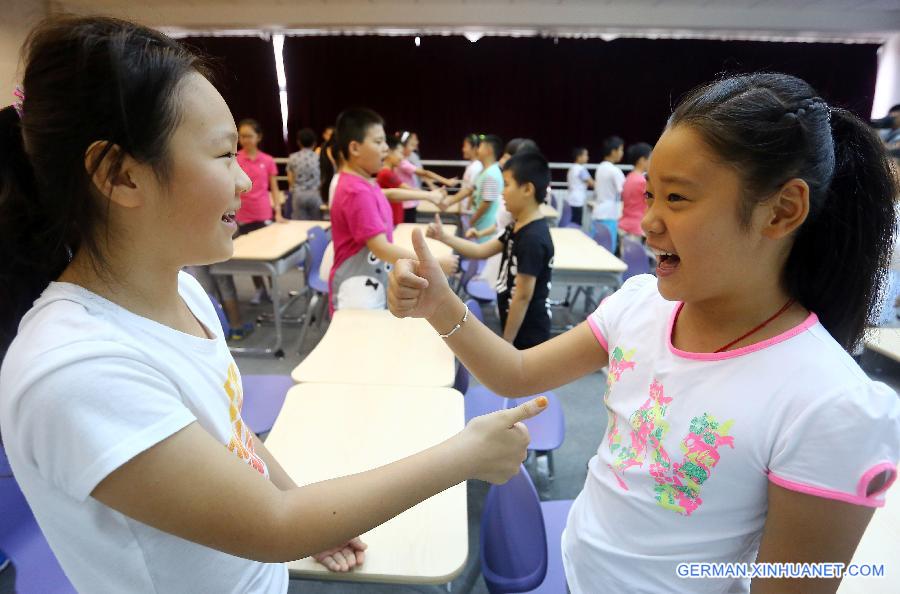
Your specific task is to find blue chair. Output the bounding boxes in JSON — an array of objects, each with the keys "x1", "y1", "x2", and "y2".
[
  {"x1": 621, "y1": 236, "x2": 652, "y2": 282},
  {"x1": 297, "y1": 226, "x2": 331, "y2": 351},
  {"x1": 505, "y1": 393, "x2": 565, "y2": 480},
  {"x1": 0, "y1": 446, "x2": 77, "y2": 593},
  {"x1": 241, "y1": 375, "x2": 293, "y2": 435},
  {"x1": 480, "y1": 466, "x2": 574, "y2": 594}
]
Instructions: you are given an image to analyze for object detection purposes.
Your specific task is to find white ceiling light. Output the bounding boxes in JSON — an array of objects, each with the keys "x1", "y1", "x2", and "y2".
[{"x1": 463, "y1": 31, "x2": 484, "y2": 43}]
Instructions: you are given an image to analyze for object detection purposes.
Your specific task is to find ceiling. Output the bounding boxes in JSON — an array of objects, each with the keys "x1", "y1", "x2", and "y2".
[{"x1": 49, "y1": 0, "x2": 900, "y2": 42}]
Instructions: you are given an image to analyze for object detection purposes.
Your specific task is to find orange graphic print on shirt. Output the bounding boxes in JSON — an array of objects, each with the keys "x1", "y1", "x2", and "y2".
[{"x1": 223, "y1": 363, "x2": 269, "y2": 478}]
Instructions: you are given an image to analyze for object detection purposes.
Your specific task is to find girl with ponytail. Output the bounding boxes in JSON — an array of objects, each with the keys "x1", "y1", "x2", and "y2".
[
  {"x1": 0, "y1": 16, "x2": 545, "y2": 593},
  {"x1": 388, "y1": 72, "x2": 900, "y2": 593}
]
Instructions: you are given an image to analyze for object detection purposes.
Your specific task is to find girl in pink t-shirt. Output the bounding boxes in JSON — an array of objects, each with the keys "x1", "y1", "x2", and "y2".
[
  {"x1": 389, "y1": 73, "x2": 900, "y2": 593},
  {"x1": 235, "y1": 118, "x2": 285, "y2": 304},
  {"x1": 618, "y1": 142, "x2": 653, "y2": 240}
]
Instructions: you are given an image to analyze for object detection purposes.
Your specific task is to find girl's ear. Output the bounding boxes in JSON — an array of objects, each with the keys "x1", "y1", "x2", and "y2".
[
  {"x1": 84, "y1": 141, "x2": 142, "y2": 208},
  {"x1": 761, "y1": 178, "x2": 810, "y2": 240}
]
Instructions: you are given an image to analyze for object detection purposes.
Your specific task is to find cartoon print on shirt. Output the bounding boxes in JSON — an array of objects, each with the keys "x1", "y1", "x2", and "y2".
[
  {"x1": 333, "y1": 249, "x2": 392, "y2": 310},
  {"x1": 604, "y1": 346, "x2": 735, "y2": 516},
  {"x1": 223, "y1": 363, "x2": 269, "y2": 478}
]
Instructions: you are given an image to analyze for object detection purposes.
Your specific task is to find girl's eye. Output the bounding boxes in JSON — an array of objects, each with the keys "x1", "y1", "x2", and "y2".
[
  {"x1": 221, "y1": 152, "x2": 237, "y2": 159},
  {"x1": 667, "y1": 194, "x2": 686, "y2": 203},
  {"x1": 644, "y1": 191, "x2": 653, "y2": 201}
]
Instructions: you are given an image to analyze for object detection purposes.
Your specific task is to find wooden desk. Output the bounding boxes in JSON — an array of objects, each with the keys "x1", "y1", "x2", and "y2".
[
  {"x1": 265, "y1": 383, "x2": 468, "y2": 585},
  {"x1": 210, "y1": 221, "x2": 331, "y2": 356},
  {"x1": 392, "y1": 223, "x2": 457, "y2": 260},
  {"x1": 837, "y1": 489, "x2": 900, "y2": 593},
  {"x1": 865, "y1": 327, "x2": 900, "y2": 363},
  {"x1": 292, "y1": 309, "x2": 455, "y2": 387},
  {"x1": 551, "y1": 227, "x2": 626, "y2": 283}
]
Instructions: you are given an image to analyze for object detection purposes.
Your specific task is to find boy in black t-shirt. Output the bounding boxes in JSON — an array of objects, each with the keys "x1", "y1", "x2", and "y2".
[{"x1": 427, "y1": 152, "x2": 554, "y2": 349}]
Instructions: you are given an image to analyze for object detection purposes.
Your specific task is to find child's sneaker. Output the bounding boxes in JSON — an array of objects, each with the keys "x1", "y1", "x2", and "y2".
[
  {"x1": 249, "y1": 287, "x2": 271, "y2": 306},
  {"x1": 0, "y1": 549, "x2": 10, "y2": 573},
  {"x1": 229, "y1": 323, "x2": 255, "y2": 341}
]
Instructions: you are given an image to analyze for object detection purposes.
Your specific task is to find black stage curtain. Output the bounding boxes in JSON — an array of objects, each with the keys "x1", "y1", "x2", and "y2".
[
  {"x1": 180, "y1": 36, "x2": 286, "y2": 156},
  {"x1": 283, "y1": 35, "x2": 878, "y2": 164}
]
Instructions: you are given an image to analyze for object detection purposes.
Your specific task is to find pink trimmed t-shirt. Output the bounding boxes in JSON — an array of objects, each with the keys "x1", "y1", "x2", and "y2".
[
  {"x1": 562, "y1": 274, "x2": 900, "y2": 594},
  {"x1": 619, "y1": 170, "x2": 647, "y2": 236},
  {"x1": 236, "y1": 149, "x2": 278, "y2": 224},
  {"x1": 328, "y1": 172, "x2": 394, "y2": 312}
]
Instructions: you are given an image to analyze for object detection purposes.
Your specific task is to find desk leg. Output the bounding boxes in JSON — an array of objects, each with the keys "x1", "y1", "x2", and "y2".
[{"x1": 228, "y1": 261, "x2": 285, "y2": 358}]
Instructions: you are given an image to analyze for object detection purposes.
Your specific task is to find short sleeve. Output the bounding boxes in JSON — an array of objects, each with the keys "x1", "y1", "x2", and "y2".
[
  {"x1": 768, "y1": 381, "x2": 900, "y2": 508},
  {"x1": 376, "y1": 169, "x2": 400, "y2": 189},
  {"x1": 586, "y1": 274, "x2": 657, "y2": 354},
  {"x1": 481, "y1": 177, "x2": 500, "y2": 202},
  {"x1": 16, "y1": 352, "x2": 196, "y2": 501},
  {"x1": 345, "y1": 186, "x2": 390, "y2": 244},
  {"x1": 579, "y1": 168, "x2": 591, "y2": 181},
  {"x1": 614, "y1": 168, "x2": 626, "y2": 193},
  {"x1": 398, "y1": 160, "x2": 416, "y2": 176}
]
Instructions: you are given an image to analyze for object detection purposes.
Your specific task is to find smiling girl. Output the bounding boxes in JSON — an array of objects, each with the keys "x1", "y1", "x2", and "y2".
[
  {"x1": 388, "y1": 73, "x2": 900, "y2": 594},
  {"x1": 0, "y1": 16, "x2": 545, "y2": 593}
]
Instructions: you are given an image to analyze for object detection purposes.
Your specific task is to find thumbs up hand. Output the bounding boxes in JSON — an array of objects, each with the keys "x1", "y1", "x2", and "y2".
[
  {"x1": 459, "y1": 396, "x2": 549, "y2": 484},
  {"x1": 388, "y1": 228, "x2": 455, "y2": 319}
]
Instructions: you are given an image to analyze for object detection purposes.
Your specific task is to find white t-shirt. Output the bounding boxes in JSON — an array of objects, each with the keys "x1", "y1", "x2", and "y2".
[
  {"x1": 562, "y1": 274, "x2": 900, "y2": 594},
  {"x1": 0, "y1": 273, "x2": 288, "y2": 594},
  {"x1": 462, "y1": 159, "x2": 484, "y2": 190},
  {"x1": 591, "y1": 160, "x2": 625, "y2": 220},
  {"x1": 566, "y1": 163, "x2": 591, "y2": 207}
]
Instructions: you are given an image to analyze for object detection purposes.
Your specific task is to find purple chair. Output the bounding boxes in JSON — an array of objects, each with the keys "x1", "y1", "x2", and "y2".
[
  {"x1": 558, "y1": 201, "x2": 582, "y2": 229},
  {"x1": 297, "y1": 226, "x2": 331, "y2": 351},
  {"x1": 481, "y1": 467, "x2": 575, "y2": 594},
  {"x1": 592, "y1": 225, "x2": 613, "y2": 253},
  {"x1": 455, "y1": 258, "x2": 484, "y2": 295},
  {"x1": 505, "y1": 393, "x2": 566, "y2": 480},
  {"x1": 621, "y1": 236, "x2": 652, "y2": 282},
  {"x1": 241, "y1": 375, "x2": 293, "y2": 435},
  {"x1": 0, "y1": 447, "x2": 77, "y2": 593}
]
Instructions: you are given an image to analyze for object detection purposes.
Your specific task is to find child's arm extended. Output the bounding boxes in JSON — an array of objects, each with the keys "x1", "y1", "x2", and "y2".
[
  {"x1": 426, "y1": 214, "x2": 501, "y2": 261},
  {"x1": 750, "y1": 483, "x2": 876, "y2": 594},
  {"x1": 416, "y1": 168, "x2": 459, "y2": 187},
  {"x1": 382, "y1": 187, "x2": 444, "y2": 205},
  {"x1": 443, "y1": 186, "x2": 473, "y2": 208},
  {"x1": 503, "y1": 274, "x2": 536, "y2": 343},
  {"x1": 388, "y1": 229, "x2": 608, "y2": 396},
  {"x1": 91, "y1": 398, "x2": 547, "y2": 563},
  {"x1": 367, "y1": 233, "x2": 459, "y2": 276}
]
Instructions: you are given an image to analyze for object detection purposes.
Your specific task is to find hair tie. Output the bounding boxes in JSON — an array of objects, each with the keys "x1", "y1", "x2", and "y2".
[
  {"x1": 12, "y1": 84, "x2": 24, "y2": 119},
  {"x1": 400, "y1": 130, "x2": 410, "y2": 143}
]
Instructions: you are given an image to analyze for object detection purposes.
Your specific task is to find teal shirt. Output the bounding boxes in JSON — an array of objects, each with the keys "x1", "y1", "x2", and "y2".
[{"x1": 473, "y1": 163, "x2": 504, "y2": 244}]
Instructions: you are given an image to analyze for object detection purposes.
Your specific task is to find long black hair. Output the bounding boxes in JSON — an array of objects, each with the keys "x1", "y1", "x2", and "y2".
[
  {"x1": 670, "y1": 73, "x2": 898, "y2": 351},
  {"x1": 0, "y1": 16, "x2": 210, "y2": 360}
]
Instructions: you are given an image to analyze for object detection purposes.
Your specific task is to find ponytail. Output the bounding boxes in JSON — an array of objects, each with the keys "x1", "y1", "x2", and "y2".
[
  {"x1": 784, "y1": 108, "x2": 898, "y2": 350},
  {"x1": 0, "y1": 106, "x2": 70, "y2": 360},
  {"x1": 671, "y1": 72, "x2": 898, "y2": 352}
]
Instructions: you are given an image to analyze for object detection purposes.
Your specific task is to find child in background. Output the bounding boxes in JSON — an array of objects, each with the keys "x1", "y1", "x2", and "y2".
[
  {"x1": 427, "y1": 152, "x2": 554, "y2": 349},
  {"x1": 388, "y1": 73, "x2": 900, "y2": 594},
  {"x1": 618, "y1": 142, "x2": 652, "y2": 244},
  {"x1": 567, "y1": 147, "x2": 594, "y2": 227},
  {"x1": 314, "y1": 125, "x2": 334, "y2": 156},
  {"x1": 0, "y1": 17, "x2": 544, "y2": 594},
  {"x1": 236, "y1": 118, "x2": 285, "y2": 304},
  {"x1": 286, "y1": 127, "x2": 321, "y2": 220},
  {"x1": 441, "y1": 133, "x2": 483, "y2": 214},
  {"x1": 591, "y1": 135, "x2": 625, "y2": 254},
  {"x1": 329, "y1": 109, "x2": 457, "y2": 312},
  {"x1": 377, "y1": 135, "x2": 445, "y2": 227},
  {"x1": 466, "y1": 134, "x2": 505, "y2": 244},
  {"x1": 395, "y1": 131, "x2": 459, "y2": 223}
]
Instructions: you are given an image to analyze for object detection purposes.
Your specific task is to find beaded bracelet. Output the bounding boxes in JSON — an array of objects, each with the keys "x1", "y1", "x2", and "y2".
[{"x1": 439, "y1": 303, "x2": 469, "y2": 339}]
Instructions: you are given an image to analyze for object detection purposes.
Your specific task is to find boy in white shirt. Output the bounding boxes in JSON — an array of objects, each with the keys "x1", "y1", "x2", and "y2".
[
  {"x1": 566, "y1": 147, "x2": 594, "y2": 227},
  {"x1": 591, "y1": 136, "x2": 625, "y2": 253}
]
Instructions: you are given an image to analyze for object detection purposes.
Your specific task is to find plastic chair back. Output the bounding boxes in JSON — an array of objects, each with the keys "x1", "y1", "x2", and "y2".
[
  {"x1": 453, "y1": 361, "x2": 470, "y2": 395},
  {"x1": 465, "y1": 299, "x2": 484, "y2": 324},
  {"x1": 592, "y1": 225, "x2": 613, "y2": 252},
  {"x1": 621, "y1": 237, "x2": 651, "y2": 281},
  {"x1": 207, "y1": 293, "x2": 230, "y2": 336},
  {"x1": 559, "y1": 201, "x2": 573, "y2": 227},
  {"x1": 480, "y1": 466, "x2": 549, "y2": 593},
  {"x1": 305, "y1": 226, "x2": 330, "y2": 293}
]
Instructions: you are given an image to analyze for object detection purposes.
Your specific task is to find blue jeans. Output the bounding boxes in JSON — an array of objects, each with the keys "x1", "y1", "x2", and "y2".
[{"x1": 591, "y1": 219, "x2": 618, "y2": 254}]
